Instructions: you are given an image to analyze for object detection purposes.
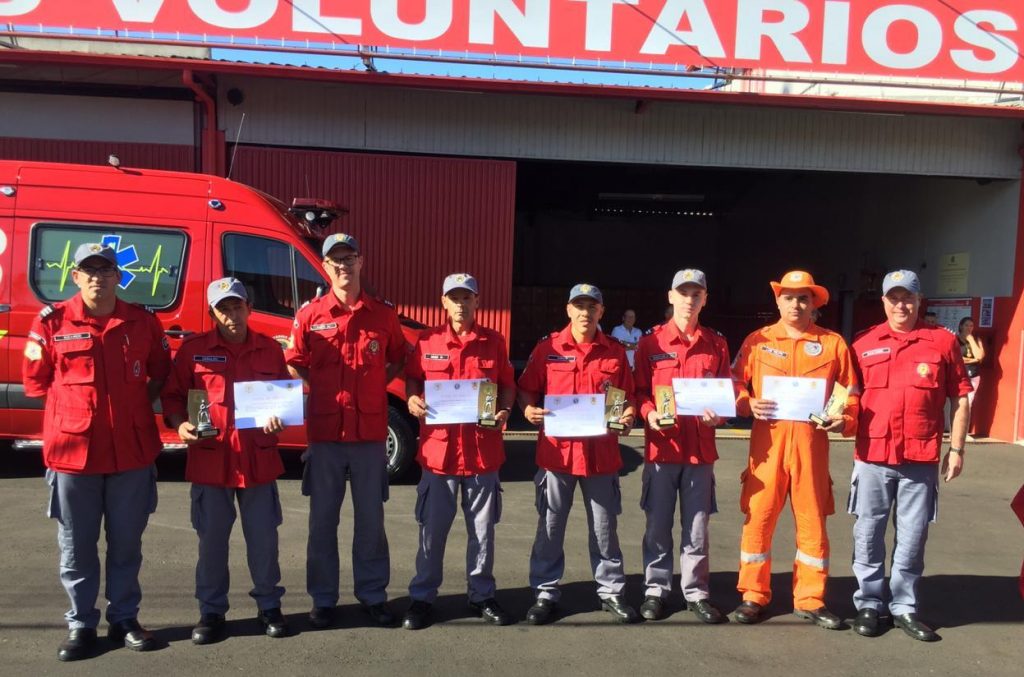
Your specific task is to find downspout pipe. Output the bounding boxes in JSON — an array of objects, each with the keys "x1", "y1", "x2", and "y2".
[{"x1": 183, "y1": 69, "x2": 221, "y2": 176}]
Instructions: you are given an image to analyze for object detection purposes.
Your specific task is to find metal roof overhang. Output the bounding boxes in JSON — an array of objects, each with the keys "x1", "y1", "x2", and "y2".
[{"x1": 3, "y1": 48, "x2": 1024, "y2": 121}]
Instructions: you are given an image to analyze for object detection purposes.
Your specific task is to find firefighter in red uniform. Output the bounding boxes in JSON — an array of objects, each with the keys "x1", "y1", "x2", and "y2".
[
  {"x1": 162, "y1": 278, "x2": 292, "y2": 645},
  {"x1": 22, "y1": 243, "x2": 171, "y2": 662},
  {"x1": 633, "y1": 269, "x2": 731, "y2": 624},
  {"x1": 284, "y1": 233, "x2": 409, "y2": 629},
  {"x1": 848, "y1": 269, "x2": 972, "y2": 642},
  {"x1": 518, "y1": 283, "x2": 639, "y2": 625},
  {"x1": 401, "y1": 273, "x2": 516, "y2": 630}
]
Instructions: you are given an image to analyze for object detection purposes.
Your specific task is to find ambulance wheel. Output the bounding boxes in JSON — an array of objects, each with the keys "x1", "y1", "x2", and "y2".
[{"x1": 386, "y1": 405, "x2": 417, "y2": 480}]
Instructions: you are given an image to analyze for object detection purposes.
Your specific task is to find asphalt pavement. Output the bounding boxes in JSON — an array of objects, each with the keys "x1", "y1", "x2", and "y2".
[{"x1": 1, "y1": 438, "x2": 1022, "y2": 676}]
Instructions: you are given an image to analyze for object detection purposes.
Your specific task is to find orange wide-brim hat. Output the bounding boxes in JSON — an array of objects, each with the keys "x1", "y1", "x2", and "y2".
[{"x1": 769, "y1": 270, "x2": 830, "y2": 308}]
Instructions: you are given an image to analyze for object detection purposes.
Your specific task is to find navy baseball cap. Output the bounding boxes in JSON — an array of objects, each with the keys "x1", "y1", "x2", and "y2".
[
  {"x1": 671, "y1": 268, "x2": 708, "y2": 290},
  {"x1": 568, "y1": 283, "x2": 603, "y2": 304},
  {"x1": 207, "y1": 277, "x2": 248, "y2": 308},
  {"x1": 321, "y1": 232, "x2": 361, "y2": 257},
  {"x1": 442, "y1": 273, "x2": 479, "y2": 295},
  {"x1": 882, "y1": 269, "x2": 921, "y2": 295},
  {"x1": 73, "y1": 243, "x2": 118, "y2": 268}
]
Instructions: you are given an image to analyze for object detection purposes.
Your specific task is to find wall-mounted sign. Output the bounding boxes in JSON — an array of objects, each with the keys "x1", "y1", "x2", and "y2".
[
  {"x1": 979, "y1": 297, "x2": 994, "y2": 328},
  {"x1": 938, "y1": 252, "x2": 970, "y2": 296},
  {"x1": 3, "y1": 1, "x2": 1023, "y2": 83},
  {"x1": 928, "y1": 297, "x2": 972, "y2": 333}
]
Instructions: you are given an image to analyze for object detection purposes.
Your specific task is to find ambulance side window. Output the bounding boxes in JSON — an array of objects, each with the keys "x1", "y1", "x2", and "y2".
[
  {"x1": 294, "y1": 253, "x2": 327, "y2": 305},
  {"x1": 30, "y1": 224, "x2": 186, "y2": 309},
  {"x1": 222, "y1": 234, "x2": 295, "y2": 317},
  {"x1": 221, "y1": 234, "x2": 327, "y2": 318}
]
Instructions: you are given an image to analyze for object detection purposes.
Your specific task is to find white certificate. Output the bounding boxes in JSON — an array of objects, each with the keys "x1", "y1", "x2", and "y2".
[
  {"x1": 425, "y1": 379, "x2": 484, "y2": 425},
  {"x1": 233, "y1": 379, "x2": 304, "y2": 429},
  {"x1": 760, "y1": 376, "x2": 827, "y2": 422},
  {"x1": 672, "y1": 378, "x2": 737, "y2": 417},
  {"x1": 543, "y1": 394, "x2": 606, "y2": 438}
]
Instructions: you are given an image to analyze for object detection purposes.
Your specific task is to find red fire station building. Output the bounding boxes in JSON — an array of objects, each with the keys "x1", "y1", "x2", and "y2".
[{"x1": 2, "y1": 16, "x2": 1024, "y2": 441}]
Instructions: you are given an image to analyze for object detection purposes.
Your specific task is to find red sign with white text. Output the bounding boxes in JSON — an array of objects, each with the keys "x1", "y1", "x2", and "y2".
[{"x1": 4, "y1": 0, "x2": 1023, "y2": 82}]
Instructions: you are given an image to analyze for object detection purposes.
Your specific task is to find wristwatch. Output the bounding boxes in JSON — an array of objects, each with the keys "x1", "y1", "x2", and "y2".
[{"x1": 949, "y1": 446, "x2": 964, "y2": 454}]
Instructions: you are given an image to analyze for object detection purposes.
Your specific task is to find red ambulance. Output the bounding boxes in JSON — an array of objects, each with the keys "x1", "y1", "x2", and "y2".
[{"x1": 0, "y1": 160, "x2": 421, "y2": 476}]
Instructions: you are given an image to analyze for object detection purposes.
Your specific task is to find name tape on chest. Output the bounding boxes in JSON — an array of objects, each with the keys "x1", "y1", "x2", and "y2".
[
  {"x1": 546, "y1": 354, "x2": 576, "y2": 363},
  {"x1": 310, "y1": 322, "x2": 338, "y2": 332},
  {"x1": 759, "y1": 345, "x2": 788, "y2": 358},
  {"x1": 53, "y1": 333, "x2": 92, "y2": 342},
  {"x1": 193, "y1": 355, "x2": 228, "y2": 363},
  {"x1": 424, "y1": 353, "x2": 449, "y2": 361},
  {"x1": 648, "y1": 352, "x2": 678, "y2": 362},
  {"x1": 860, "y1": 347, "x2": 892, "y2": 359}
]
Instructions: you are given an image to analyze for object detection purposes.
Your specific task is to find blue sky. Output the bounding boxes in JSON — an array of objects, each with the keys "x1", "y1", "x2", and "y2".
[{"x1": 211, "y1": 47, "x2": 711, "y2": 90}]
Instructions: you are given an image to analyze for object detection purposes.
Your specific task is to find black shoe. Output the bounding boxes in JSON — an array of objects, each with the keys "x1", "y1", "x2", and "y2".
[
  {"x1": 733, "y1": 601, "x2": 765, "y2": 624},
  {"x1": 687, "y1": 599, "x2": 726, "y2": 624},
  {"x1": 639, "y1": 596, "x2": 665, "y2": 621},
  {"x1": 794, "y1": 606, "x2": 842, "y2": 630},
  {"x1": 601, "y1": 595, "x2": 640, "y2": 624},
  {"x1": 57, "y1": 628, "x2": 97, "y2": 662},
  {"x1": 852, "y1": 608, "x2": 892, "y2": 637},
  {"x1": 469, "y1": 598, "x2": 513, "y2": 626},
  {"x1": 402, "y1": 600, "x2": 433, "y2": 630},
  {"x1": 526, "y1": 597, "x2": 558, "y2": 625},
  {"x1": 191, "y1": 613, "x2": 226, "y2": 645},
  {"x1": 362, "y1": 602, "x2": 397, "y2": 627},
  {"x1": 257, "y1": 608, "x2": 289, "y2": 638},
  {"x1": 107, "y1": 619, "x2": 156, "y2": 651},
  {"x1": 308, "y1": 606, "x2": 336, "y2": 630},
  {"x1": 894, "y1": 613, "x2": 940, "y2": 642}
]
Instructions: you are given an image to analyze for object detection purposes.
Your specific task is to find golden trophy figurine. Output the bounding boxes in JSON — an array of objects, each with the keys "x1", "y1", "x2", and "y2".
[
  {"x1": 188, "y1": 389, "x2": 220, "y2": 439},
  {"x1": 478, "y1": 381, "x2": 500, "y2": 428},
  {"x1": 605, "y1": 386, "x2": 627, "y2": 431},
  {"x1": 654, "y1": 384, "x2": 677, "y2": 428},
  {"x1": 809, "y1": 382, "x2": 849, "y2": 426}
]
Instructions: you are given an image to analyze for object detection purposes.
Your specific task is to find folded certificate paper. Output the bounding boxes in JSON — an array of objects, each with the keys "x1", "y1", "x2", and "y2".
[
  {"x1": 760, "y1": 376, "x2": 827, "y2": 422},
  {"x1": 424, "y1": 379, "x2": 485, "y2": 425},
  {"x1": 672, "y1": 378, "x2": 737, "y2": 417},
  {"x1": 543, "y1": 394, "x2": 606, "y2": 438},
  {"x1": 234, "y1": 379, "x2": 305, "y2": 429}
]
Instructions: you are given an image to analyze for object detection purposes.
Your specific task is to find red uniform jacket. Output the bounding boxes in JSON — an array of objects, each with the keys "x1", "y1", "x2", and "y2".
[
  {"x1": 162, "y1": 329, "x2": 290, "y2": 487},
  {"x1": 406, "y1": 322, "x2": 515, "y2": 476},
  {"x1": 518, "y1": 326, "x2": 634, "y2": 477},
  {"x1": 634, "y1": 322, "x2": 732, "y2": 465},
  {"x1": 853, "y1": 322, "x2": 972, "y2": 464},
  {"x1": 22, "y1": 296, "x2": 171, "y2": 474},
  {"x1": 284, "y1": 291, "x2": 407, "y2": 443}
]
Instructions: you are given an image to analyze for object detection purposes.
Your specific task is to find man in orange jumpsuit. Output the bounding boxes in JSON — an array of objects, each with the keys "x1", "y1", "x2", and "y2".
[{"x1": 732, "y1": 271, "x2": 858, "y2": 628}]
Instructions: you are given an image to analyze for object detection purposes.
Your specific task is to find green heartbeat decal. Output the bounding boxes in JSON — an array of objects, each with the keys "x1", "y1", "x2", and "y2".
[{"x1": 45, "y1": 240, "x2": 172, "y2": 298}]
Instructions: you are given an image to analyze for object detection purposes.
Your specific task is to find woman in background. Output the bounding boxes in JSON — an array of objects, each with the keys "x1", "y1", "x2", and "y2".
[{"x1": 958, "y1": 316, "x2": 985, "y2": 435}]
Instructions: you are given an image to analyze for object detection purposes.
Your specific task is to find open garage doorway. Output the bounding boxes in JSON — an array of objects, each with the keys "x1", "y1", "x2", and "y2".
[{"x1": 509, "y1": 160, "x2": 1018, "y2": 365}]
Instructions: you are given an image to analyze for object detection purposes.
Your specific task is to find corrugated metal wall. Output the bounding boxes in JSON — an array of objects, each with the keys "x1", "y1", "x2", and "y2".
[
  {"x1": 1, "y1": 93, "x2": 195, "y2": 145},
  {"x1": 0, "y1": 137, "x2": 194, "y2": 171},
  {"x1": 231, "y1": 146, "x2": 515, "y2": 339},
  {"x1": 220, "y1": 77, "x2": 1022, "y2": 179}
]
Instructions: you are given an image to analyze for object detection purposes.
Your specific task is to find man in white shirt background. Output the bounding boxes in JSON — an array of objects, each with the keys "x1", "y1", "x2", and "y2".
[{"x1": 611, "y1": 309, "x2": 643, "y2": 369}]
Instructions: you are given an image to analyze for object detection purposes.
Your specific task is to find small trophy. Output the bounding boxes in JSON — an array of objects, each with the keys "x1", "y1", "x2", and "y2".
[
  {"x1": 478, "y1": 381, "x2": 499, "y2": 428},
  {"x1": 654, "y1": 384, "x2": 677, "y2": 427},
  {"x1": 605, "y1": 386, "x2": 627, "y2": 431},
  {"x1": 188, "y1": 389, "x2": 220, "y2": 439},
  {"x1": 809, "y1": 383, "x2": 849, "y2": 426}
]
